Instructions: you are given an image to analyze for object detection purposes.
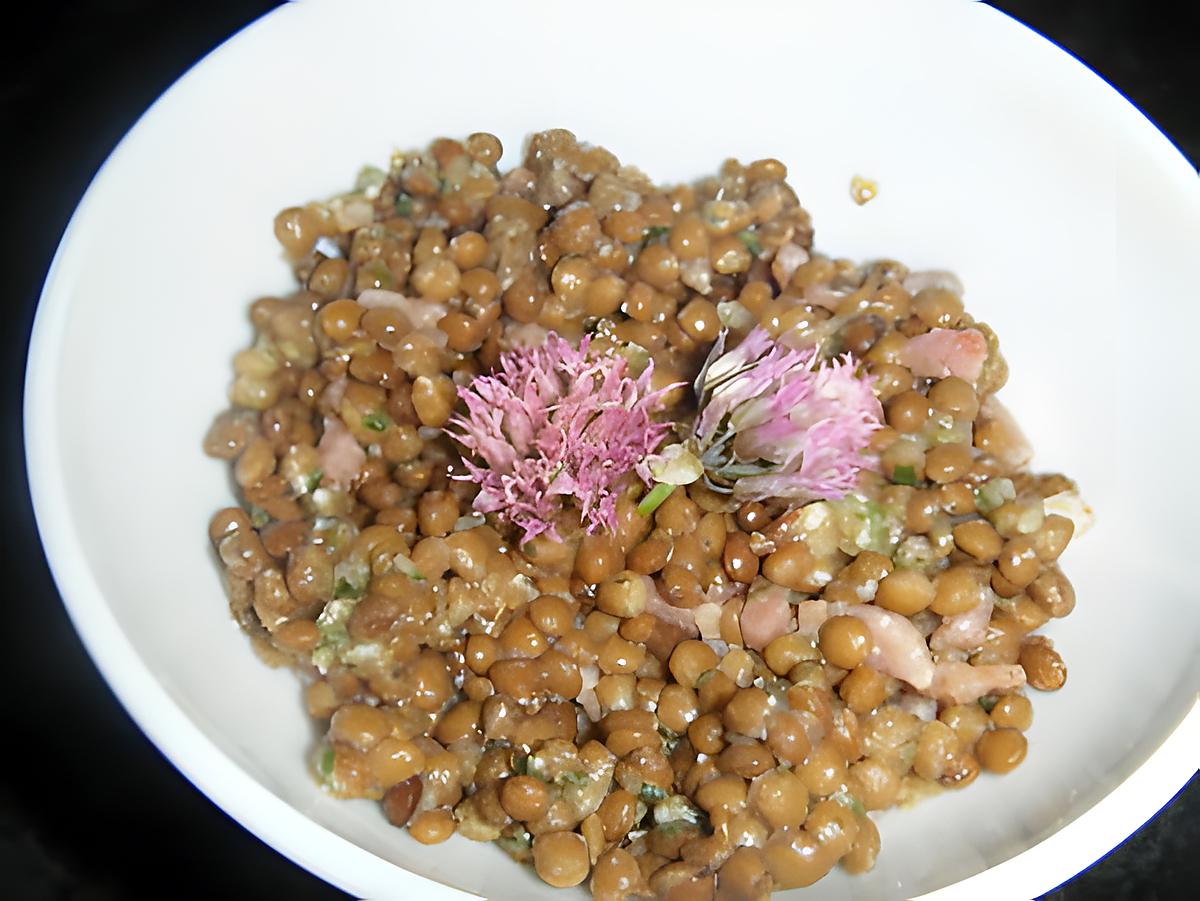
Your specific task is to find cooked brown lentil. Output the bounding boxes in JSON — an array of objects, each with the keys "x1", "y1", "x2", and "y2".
[{"x1": 206, "y1": 130, "x2": 1085, "y2": 897}]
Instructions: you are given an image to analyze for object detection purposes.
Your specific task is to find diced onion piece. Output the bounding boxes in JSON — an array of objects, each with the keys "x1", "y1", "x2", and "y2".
[{"x1": 1044, "y1": 487, "x2": 1095, "y2": 537}]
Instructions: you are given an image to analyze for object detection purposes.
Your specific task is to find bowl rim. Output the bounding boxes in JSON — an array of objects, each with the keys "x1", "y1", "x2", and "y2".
[{"x1": 23, "y1": 1, "x2": 1199, "y2": 898}]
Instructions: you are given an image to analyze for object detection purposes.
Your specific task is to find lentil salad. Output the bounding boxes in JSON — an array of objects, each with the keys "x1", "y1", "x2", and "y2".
[{"x1": 204, "y1": 129, "x2": 1089, "y2": 897}]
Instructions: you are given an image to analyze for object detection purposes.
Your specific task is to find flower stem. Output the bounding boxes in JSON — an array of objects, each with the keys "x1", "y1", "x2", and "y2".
[{"x1": 636, "y1": 482, "x2": 674, "y2": 517}]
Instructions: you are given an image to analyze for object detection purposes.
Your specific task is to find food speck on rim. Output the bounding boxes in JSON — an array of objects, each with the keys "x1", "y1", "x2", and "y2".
[
  {"x1": 850, "y1": 175, "x2": 878, "y2": 206},
  {"x1": 203, "y1": 129, "x2": 1087, "y2": 897}
]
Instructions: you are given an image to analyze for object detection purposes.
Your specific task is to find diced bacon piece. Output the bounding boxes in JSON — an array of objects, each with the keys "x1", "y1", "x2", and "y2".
[
  {"x1": 320, "y1": 375, "x2": 347, "y2": 411},
  {"x1": 930, "y1": 593, "x2": 994, "y2": 652},
  {"x1": 641, "y1": 576, "x2": 699, "y2": 662},
  {"x1": 642, "y1": 576, "x2": 698, "y2": 634},
  {"x1": 897, "y1": 328, "x2": 988, "y2": 384},
  {"x1": 316, "y1": 416, "x2": 365, "y2": 489},
  {"x1": 844, "y1": 604, "x2": 935, "y2": 690},
  {"x1": 929, "y1": 661, "x2": 1026, "y2": 705},
  {"x1": 794, "y1": 600, "x2": 831, "y2": 637},
  {"x1": 771, "y1": 242, "x2": 809, "y2": 289},
  {"x1": 740, "y1": 581, "x2": 796, "y2": 651}
]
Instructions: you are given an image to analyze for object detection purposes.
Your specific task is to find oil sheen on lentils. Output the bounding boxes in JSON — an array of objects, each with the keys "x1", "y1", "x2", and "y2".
[{"x1": 204, "y1": 130, "x2": 1090, "y2": 898}]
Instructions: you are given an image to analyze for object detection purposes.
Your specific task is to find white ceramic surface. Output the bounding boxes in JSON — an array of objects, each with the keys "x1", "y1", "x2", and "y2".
[{"x1": 25, "y1": 0, "x2": 1199, "y2": 898}]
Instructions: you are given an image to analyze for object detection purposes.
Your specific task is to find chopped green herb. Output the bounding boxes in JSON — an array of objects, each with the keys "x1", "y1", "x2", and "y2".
[
  {"x1": 319, "y1": 746, "x2": 335, "y2": 779},
  {"x1": 641, "y1": 225, "x2": 670, "y2": 246},
  {"x1": 660, "y1": 734, "x2": 681, "y2": 754},
  {"x1": 360, "y1": 259, "x2": 395, "y2": 291},
  {"x1": 394, "y1": 193, "x2": 413, "y2": 216},
  {"x1": 636, "y1": 482, "x2": 674, "y2": 517},
  {"x1": 303, "y1": 470, "x2": 323, "y2": 494},
  {"x1": 392, "y1": 555, "x2": 426, "y2": 583},
  {"x1": 310, "y1": 646, "x2": 336, "y2": 671},
  {"x1": 512, "y1": 754, "x2": 529, "y2": 776},
  {"x1": 616, "y1": 340, "x2": 651, "y2": 376},
  {"x1": 652, "y1": 794, "x2": 705, "y2": 827},
  {"x1": 831, "y1": 494, "x2": 902, "y2": 556},
  {"x1": 362, "y1": 412, "x2": 389, "y2": 432},
  {"x1": 891, "y1": 465, "x2": 918, "y2": 486},
  {"x1": 926, "y1": 415, "x2": 970, "y2": 445},
  {"x1": 333, "y1": 578, "x2": 364, "y2": 600},
  {"x1": 716, "y1": 300, "x2": 756, "y2": 330},
  {"x1": 893, "y1": 535, "x2": 936, "y2": 571},
  {"x1": 495, "y1": 829, "x2": 532, "y2": 856},
  {"x1": 639, "y1": 784, "x2": 667, "y2": 804},
  {"x1": 975, "y1": 478, "x2": 1016, "y2": 514},
  {"x1": 310, "y1": 595, "x2": 359, "y2": 672},
  {"x1": 735, "y1": 230, "x2": 763, "y2": 257},
  {"x1": 832, "y1": 791, "x2": 866, "y2": 818},
  {"x1": 525, "y1": 754, "x2": 548, "y2": 780},
  {"x1": 978, "y1": 695, "x2": 999, "y2": 713},
  {"x1": 248, "y1": 505, "x2": 270, "y2": 529},
  {"x1": 559, "y1": 771, "x2": 590, "y2": 787}
]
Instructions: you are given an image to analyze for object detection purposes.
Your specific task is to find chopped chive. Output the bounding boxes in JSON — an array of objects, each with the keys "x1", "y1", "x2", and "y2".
[
  {"x1": 978, "y1": 695, "x2": 999, "y2": 713},
  {"x1": 559, "y1": 771, "x2": 590, "y2": 786},
  {"x1": 303, "y1": 470, "x2": 323, "y2": 493},
  {"x1": 891, "y1": 465, "x2": 918, "y2": 486},
  {"x1": 642, "y1": 225, "x2": 670, "y2": 245},
  {"x1": 394, "y1": 193, "x2": 413, "y2": 216},
  {"x1": 362, "y1": 411, "x2": 389, "y2": 432},
  {"x1": 495, "y1": 830, "x2": 532, "y2": 855},
  {"x1": 333, "y1": 578, "x2": 363, "y2": 600},
  {"x1": 735, "y1": 230, "x2": 762, "y2": 257},
  {"x1": 319, "y1": 746, "x2": 335, "y2": 778},
  {"x1": 832, "y1": 791, "x2": 866, "y2": 817},
  {"x1": 659, "y1": 729, "x2": 681, "y2": 754},
  {"x1": 639, "y1": 784, "x2": 667, "y2": 803},
  {"x1": 361, "y1": 259, "x2": 395, "y2": 291},
  {"x1": 636, "y1": 482, "x2": 674, "y2": 517}
]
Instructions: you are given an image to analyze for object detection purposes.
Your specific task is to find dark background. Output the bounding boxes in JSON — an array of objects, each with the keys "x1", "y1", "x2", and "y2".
[{"x1": 2, "y1": 1, "x2": 1195, "y2": 898}]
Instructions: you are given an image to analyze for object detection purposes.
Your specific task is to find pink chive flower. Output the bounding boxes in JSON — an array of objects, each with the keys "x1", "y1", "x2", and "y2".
[
  {"x1": 447, "y1": 334, "x2": 676, "y2": 544},
  {"x1": 650, "y1": 327, "x2": 882, "y2": 503}
]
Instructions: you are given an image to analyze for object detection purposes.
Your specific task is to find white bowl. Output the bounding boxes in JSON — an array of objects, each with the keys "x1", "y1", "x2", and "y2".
[{"x1": 26, "y1": 0, "x2": 1199, "y2": 897}]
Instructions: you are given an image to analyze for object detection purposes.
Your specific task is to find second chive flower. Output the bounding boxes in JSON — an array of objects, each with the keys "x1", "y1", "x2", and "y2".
[{"x1": 642, "y1": 327, "x2": 883, "y2": 505}]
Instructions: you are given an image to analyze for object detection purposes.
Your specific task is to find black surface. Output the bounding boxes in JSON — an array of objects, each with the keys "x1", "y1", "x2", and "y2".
[{"x1": 1, "y1": 2, "x2": 1195, "y2": 898}]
